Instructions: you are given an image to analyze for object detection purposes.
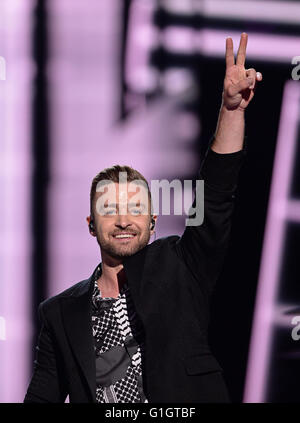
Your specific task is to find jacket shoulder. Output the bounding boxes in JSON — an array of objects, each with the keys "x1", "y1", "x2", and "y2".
[
  {"x1": 38, "y1": 278, "x2": 91, "y2": 319},
  {"x1": 149, "y1": 234, "x2": 180, "y2": 249}
]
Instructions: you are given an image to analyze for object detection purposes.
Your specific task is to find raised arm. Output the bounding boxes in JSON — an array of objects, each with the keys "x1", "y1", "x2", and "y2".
[
  {"x1": 175, "y1": 33, "x2": 262, "y2": 296},
  {"x1": 212, "y1": 32, "x2": 262, "y2": 153}
]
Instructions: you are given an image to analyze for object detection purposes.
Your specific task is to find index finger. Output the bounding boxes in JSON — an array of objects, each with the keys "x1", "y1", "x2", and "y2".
[
  {"x1": 236, "y1": 32, "x2": 248, "y2": 66},
  {"x1": 225, "y1": 37, "x2": 235, "y2": 68}
]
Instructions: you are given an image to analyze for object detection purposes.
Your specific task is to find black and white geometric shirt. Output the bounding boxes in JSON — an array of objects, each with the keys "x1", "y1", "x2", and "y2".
[{"x1": 91, "y1": 265, "x2": 148, "y2": 403}]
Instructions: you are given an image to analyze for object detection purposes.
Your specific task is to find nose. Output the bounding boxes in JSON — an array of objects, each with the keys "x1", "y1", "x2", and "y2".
[{"x1": 114, "y1": 213, "x2": 133, "y2": 229}]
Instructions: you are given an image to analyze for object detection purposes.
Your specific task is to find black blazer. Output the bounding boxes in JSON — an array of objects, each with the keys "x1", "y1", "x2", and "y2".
[{"x1": 24, "y1": 145, "x2": 245, "y2": 403}]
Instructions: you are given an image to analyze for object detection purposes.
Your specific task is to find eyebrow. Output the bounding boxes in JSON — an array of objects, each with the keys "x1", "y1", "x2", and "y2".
[
  {"x1": 103, "y1": 203, "x2": 117, "y2": 208},
  {"x1": 128, "y1": 202, "x2": 146, "y2": 208},
  {"x1": 101, "y1": 202, "x2": 147, "y2": 208}
]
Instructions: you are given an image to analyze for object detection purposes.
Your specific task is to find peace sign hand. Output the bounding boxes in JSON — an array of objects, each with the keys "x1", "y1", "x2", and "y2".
[{"x1": 222, "y1": 33, "x2": 262, "y2": 111}]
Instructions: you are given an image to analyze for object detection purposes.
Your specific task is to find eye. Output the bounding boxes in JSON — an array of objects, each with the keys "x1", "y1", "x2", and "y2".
[
  {"x1": 129, "y1": 205, "x2": 145, "y2": 215},
  {"x1": 102, "y1": 207, "x2": 117, "y2": 216}
]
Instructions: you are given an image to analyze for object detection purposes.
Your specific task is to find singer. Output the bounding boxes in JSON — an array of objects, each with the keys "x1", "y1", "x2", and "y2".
[{"x1": 24, "y1": 33, "x2": 262, "y2": 403}]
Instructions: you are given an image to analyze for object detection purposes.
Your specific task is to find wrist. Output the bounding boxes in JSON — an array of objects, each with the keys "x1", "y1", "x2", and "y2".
[
  {"x1": 212, "y1": 101, "x2": 245, "y2": 153},
  {"x1": 220, "y1": 101, "x2": 246, "y2": 114}
]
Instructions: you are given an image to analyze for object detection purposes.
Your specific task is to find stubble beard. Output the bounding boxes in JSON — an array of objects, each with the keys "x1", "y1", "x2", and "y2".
[{"x1": 96, "y1": 231, "x2": 151, "y2": 259}]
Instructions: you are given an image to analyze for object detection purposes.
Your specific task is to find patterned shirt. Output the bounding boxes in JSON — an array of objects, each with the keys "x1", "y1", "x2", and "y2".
[{"x1": 91, "y1": 265, "x2": 148, "y2": 403}]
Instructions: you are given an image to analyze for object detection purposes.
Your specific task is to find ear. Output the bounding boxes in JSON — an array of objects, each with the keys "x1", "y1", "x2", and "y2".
[
  {"x1": 86, "y1": 215, "x2": 96, "y2": 236},
  {"x1": 150, "y1": 214, "x2": 158, "y2": 233}
]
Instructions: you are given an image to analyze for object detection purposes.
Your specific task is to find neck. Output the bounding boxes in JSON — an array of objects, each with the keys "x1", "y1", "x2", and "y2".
[{"x1": 97, "y1": 251, "x2": 127, "y2": 297}]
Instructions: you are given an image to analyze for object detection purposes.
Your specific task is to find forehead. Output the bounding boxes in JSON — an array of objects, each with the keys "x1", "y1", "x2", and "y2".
[{"x1": 95, "y1": 181, "x2": 149, "y2": 203}]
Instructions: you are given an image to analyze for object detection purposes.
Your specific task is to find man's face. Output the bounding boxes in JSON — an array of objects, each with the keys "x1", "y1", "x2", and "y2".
[{"x1": 88, "y1": 181, "x2": 155, "y2": 260}]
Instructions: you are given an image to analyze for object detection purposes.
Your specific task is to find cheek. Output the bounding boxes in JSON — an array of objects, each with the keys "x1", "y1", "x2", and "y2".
[
  {"x1": 137, "y1": 220, "x2": 151, "y2": 236},
  {"x1": 96, "y1": 221, "x2": 108, "y2": 237}
]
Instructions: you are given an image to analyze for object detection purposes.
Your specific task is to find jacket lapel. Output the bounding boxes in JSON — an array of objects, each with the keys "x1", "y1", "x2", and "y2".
[
  {"x1": 59, "y1": 241, "x2": 162, "y2": 402},
  {"x1": 60, "y1": 264, "x2": 100, "y2": 403},
  {"x1": 123, "y1": 239, "x2": 163, "y2": 316}
]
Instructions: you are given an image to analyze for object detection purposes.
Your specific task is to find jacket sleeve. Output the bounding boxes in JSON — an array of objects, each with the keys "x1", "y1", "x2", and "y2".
[
  {"x1": 23, "y1": 301, "x2": 69, "y2": 403},
  {"x1": 175, "y1": 136, "x2": 246, "y2": 297}
]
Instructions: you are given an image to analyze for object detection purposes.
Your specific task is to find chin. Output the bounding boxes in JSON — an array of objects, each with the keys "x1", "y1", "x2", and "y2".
[
  {"x1": 100, "y1": 238, "x2": 150, "y2": 259},
  {"x1": 112, "y1": 244, "x2": 146, "y2": 258}
]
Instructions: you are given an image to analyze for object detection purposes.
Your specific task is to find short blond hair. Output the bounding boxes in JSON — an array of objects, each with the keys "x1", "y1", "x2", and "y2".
[{"x1": 90, "y1": 165, "x2": 151, "y2": 218}]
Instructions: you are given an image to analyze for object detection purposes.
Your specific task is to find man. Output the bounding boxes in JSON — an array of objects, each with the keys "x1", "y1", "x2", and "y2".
[{"x1": 24, "y1": 33, "x2": 262, "y2": 403}]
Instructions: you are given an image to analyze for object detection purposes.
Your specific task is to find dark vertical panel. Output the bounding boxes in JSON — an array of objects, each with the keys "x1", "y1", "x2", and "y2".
[
  {"x1": 30, "y1": 0, "x2": 49, "y2": 363},
  {"x1": 120, "y1": 0, "x2": 131, "y2": 120}
]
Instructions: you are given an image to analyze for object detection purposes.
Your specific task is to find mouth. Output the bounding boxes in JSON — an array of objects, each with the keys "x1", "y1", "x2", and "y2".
[{"x1": 112, "y1": 233, "x2": 137, "y2": 241}]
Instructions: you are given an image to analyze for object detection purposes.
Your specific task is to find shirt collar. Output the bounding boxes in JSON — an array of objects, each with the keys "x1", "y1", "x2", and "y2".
[{"x1": 92, "y1": 263, "x2": 129, "y2": 302}]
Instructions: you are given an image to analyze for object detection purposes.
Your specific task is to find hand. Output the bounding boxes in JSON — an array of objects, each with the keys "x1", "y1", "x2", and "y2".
[{"x1": 222, "y1": 33, "x2": 262, "y2": 111}]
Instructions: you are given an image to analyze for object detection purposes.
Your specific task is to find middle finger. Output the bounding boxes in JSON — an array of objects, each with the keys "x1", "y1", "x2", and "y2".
[{"x1": 236, "y1": 33, "x2": 248, "y2": 66}]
